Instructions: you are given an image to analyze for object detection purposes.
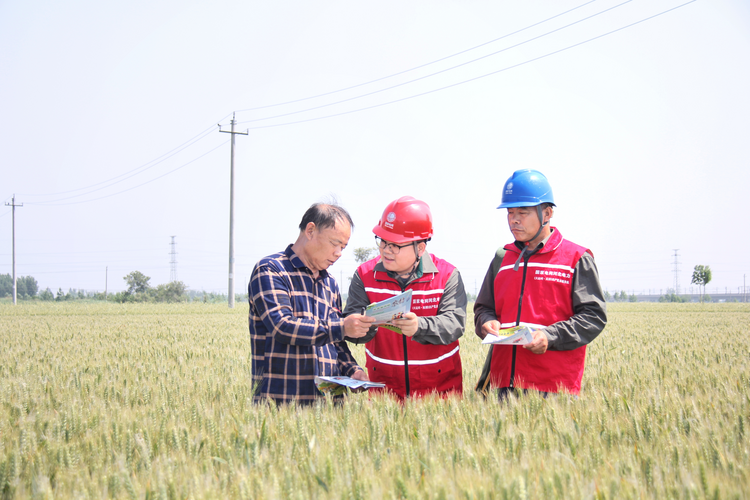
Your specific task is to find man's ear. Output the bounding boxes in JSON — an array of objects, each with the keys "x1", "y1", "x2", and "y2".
[
  {"x1": 544, "y1": 207, "x2": 554, "y2": 224},
  {"x1": 304, "y1": 222, "x2": 317, "y2": 239},
  {"x1": 417, "y1": 242, "x2": 427, "y2": 258}
]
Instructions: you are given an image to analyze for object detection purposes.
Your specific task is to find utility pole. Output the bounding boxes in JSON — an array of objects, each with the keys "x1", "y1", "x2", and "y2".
[
  {"x1": 219, "y1": 113, "x2": 248, "y2": 308},
  {"x1": 672, "y1": 249, "x2": 680, "y2": 295},
  {"x1": 105, "y1": 266, "x2": 108, "y2": 299},
  {"x1": 169, "y1": 236, "x2": 178, "y2": 282},
  {"x1": 5, "y1": 195, "x2": 23, "y2": 305}
]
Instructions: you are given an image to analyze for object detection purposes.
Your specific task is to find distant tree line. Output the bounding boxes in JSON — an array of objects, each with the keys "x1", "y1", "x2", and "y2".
[
  {"x1": 1, "y1": 271, "x2": 204, "y2": 304},
  {"x1": 604, "y1": 290, "x2": 637, "y2": 302},
  {"x1": 0, "y1": 274, "x2": 38, "y2": 299}
]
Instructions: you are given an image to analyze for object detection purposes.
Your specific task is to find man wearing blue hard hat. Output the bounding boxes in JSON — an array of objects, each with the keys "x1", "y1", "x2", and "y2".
[{"x1": 474, "y1": 169, "x2": 606, "y2": 398}]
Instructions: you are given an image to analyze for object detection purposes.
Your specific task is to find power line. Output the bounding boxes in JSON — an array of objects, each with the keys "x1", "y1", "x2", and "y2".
[
  {"x1": 234, "y1": 0, "x2": 598, "y2": 114},
  {"x1": 24, "y1": 139, "x2": 229, "y2": 206},
  {"x1": 236, "y1": 0, "x2": 635, "y2": 127},
  {"x1": 239, "y1": 0, "x2": 698, "y2": 130},
  {"x1": 17, "y1": 124, "x2": 223, "y2": 199},
  {"x1": 5, "y1": 1, "x2": 697, "y2": 207}
]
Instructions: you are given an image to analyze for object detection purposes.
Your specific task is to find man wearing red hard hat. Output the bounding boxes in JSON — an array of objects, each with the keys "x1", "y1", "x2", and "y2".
[{"x1": 344, "y1": 196, "x2": 467, "y2": 400}]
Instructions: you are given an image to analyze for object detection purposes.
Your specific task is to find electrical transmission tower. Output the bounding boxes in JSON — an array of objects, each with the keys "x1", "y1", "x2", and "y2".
[
  {"x1": 169, "y1": 236, "x2": 178, "y2": 282},
  {"x1": 672, "y1": 249, "x2": 680, "y2": 294}
]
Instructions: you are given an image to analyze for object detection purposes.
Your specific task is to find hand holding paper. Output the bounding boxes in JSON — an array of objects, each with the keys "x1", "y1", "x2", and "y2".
[
  {"x1": 481, "y1": 325, "x2": 534, "y2": 346},
  {"x1": 344, "y1": 314, "x2": 376, "y2": 338},
  {"x1": 390, "y1": 312, "x2": 419, "y2": 337},
  {"x1": 363, "y1": 290, "x2": 413, "y2": 334}
]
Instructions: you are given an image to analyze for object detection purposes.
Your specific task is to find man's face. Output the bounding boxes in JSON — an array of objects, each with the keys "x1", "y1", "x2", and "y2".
[
  {"x1": 507, "y1": 206, "x2": 543, "y2": 242},
  {"x1": 378, "y1": 239, "x2": 424, "y2": 276},
  {"x1": 304, "y1": 221, "x2": 351, "y2": 274}
]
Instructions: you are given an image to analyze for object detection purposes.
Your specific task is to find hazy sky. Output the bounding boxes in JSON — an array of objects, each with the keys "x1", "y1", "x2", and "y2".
[{"x1": 1, "y1": 0, "x2": 749, "y2": 299}]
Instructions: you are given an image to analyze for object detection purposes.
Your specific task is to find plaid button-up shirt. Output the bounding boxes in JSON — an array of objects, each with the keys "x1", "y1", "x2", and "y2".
[{"x1": 249, "y1": 245, "x2": 362, "y2": 404}]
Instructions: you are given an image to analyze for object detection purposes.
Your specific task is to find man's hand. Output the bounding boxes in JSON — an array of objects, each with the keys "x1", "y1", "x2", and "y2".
[
  {"x1": 524, "y1": 330, "x2": 548, "y2": 354},
  {"x1": 349, "y1": 369, "x2": 370, "y2": 392},
  {"x1": 344, "y1": 314, "x2": 376, "y2": 339},
  {"x1": 391, "y1": 312, "x2": 419, "y2": 337},
  {"x1": 480, "y1": 320, "x2": 501, "y2": 340}
]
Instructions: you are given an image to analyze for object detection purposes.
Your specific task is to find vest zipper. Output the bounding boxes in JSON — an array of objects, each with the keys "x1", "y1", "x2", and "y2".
[
  {"x1": 398, "y1": 281, "x2": 411, "y2": 398},
  {"x1": 509, "y1": 247, "x2": 537, "y2": 389},
  {"x1": 376, "y1": 273, "x2": 413, "y2": 398}
]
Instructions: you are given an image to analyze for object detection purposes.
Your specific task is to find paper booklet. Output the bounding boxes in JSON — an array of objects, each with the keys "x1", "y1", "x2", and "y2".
[
  {"x1": 481, "y1": 325, "x2": 535, "y2": 345},
  {"x1": 363, "y1": 289, "x2": 413, "y2": 332},
  {"x1": 314, "y1": 376, "x2": 386, "y2": 396}
]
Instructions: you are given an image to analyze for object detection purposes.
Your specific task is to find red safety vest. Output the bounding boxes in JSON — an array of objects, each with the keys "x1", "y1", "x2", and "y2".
[
  {"x1": 358, "y1": 255, "x2": 462, "y2": 399},
  {"x1": 491, "y1": 228, "x2": 590, "y2": 394}
]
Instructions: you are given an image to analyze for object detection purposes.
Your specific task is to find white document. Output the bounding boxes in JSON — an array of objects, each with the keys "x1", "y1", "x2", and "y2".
[
  {"x1": 482, "y1": 325, "x2": 535, "y2": 345},
  {"x1": 314, "y1": 376, "x2": 386, "y2": 396},
  {"x1": 364, "y1": 289, "x2": 413, "y2": 326}
]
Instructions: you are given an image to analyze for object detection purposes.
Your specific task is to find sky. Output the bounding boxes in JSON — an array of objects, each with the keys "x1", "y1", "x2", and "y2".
[{"x1": 1, "y1": 0, "x2": 749, "y2": 300}]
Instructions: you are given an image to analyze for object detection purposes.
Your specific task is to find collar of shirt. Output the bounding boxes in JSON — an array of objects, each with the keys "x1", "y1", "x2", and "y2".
[
  {"x1": 284, "y1": 244, "x2": 330, "y2": 279},
  {"x1": 514, "y1": 227, "x2": 555, "y2": 253}
]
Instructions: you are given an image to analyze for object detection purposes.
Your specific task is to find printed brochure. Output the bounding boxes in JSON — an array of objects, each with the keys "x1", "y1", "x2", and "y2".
[
  {"x1": 364, "y1": 289, "x2": 413, "y2": 327},
  {"x1": 314, "y1": 376, "x2": 386, "y2": 396},
  {"x1": 481, "y1": 325, "x2": 535, "y2": 345}
]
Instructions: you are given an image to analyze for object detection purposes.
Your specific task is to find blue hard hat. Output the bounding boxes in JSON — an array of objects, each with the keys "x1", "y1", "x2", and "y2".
[{"x1": 497, "y1": 169, "x2": 556, "y2": 208}]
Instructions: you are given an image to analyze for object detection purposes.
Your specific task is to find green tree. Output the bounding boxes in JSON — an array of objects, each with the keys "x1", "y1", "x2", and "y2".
[
  {"x1": 19, "y1": 276, "x2": 38, "y2": 297},
  {"x1": 154, "y1": 281, "x2": 187, "y2": 303},
  {"x1": 39, "y1": 288, "x2": 54, "y2": 301},
  {"x1": 691, "y1": 265, "x2": 712, "y2": 303},
  {"x1": 353, "y1": 247, "x2": 378, "y2": 264},
  {"x1": 0, "y1": 274, "x2": 12, "y2": 297},
  {"x1": 124, "y1": 271, "x2": 151, "y2": 295}
]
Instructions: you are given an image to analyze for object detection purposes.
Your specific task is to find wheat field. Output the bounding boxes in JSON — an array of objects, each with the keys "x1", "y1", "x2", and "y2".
[{"x1": 0, "y1": 301, "x2": 748, "y2": 499}]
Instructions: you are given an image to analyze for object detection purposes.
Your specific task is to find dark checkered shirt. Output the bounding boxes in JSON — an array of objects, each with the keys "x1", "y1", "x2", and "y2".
[{"x1": 249, "y1": 244, "x2": 362, "y2": 404}]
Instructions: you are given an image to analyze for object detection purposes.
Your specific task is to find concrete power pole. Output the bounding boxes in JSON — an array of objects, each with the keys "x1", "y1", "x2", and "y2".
[
  {"x1": 5, "y1": 195, "x2": 23, "y2": 305},
  {"x1": 219, "y1": 113, "x2": 248, "y2": 308}
]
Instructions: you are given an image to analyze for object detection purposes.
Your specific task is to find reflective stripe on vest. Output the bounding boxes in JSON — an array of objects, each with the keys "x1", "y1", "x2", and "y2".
[
  {"x1": 498, "y1": 262, "x2": 575, "y2": 273},
  {"x1": 365, "y1": 345, "x2": 460, "y2": 366}
]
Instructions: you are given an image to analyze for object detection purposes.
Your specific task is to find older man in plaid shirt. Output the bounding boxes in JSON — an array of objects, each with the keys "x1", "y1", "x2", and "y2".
[{"x1": 249, "y1": 203, "x2": 375, "y2": 404}]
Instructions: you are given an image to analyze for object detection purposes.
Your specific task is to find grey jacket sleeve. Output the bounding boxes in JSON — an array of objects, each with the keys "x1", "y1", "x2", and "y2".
[
  {"x1": 342, "y1": 271, "x2": 379, "y2": 344},
  {"x1": 544, "y1": 252, "x2": 607, "y2": 351},
  {"x1": 412, "y1": 269, "x2": 467, "y2": 345},
  {"x1": 473, "y1": 261, "x2": 498, "y2": 340}
]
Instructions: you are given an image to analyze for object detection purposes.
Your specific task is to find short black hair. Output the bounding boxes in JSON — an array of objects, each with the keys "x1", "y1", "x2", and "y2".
[{"x1": 298, "y1": 203, "x2": 354, "y2": 232}]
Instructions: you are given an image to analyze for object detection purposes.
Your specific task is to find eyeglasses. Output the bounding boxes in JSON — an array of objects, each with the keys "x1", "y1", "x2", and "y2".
[{"x1": 375, "y1": 236, "x2": 413, "y2": 255}]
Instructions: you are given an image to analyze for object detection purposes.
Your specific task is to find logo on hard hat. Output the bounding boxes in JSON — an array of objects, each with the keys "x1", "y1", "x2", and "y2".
[
  {"x1": 384, "y1": 211, "x2": 396, "y2": 229},
  {"x1": 505, "y1": 182, "x2": 513, "y2": 194}
]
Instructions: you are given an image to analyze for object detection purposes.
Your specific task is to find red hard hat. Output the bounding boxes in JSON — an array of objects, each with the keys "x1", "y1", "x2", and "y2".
[{"x1": 373, "y1": 196, "x2": 433, "y2": 244}]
